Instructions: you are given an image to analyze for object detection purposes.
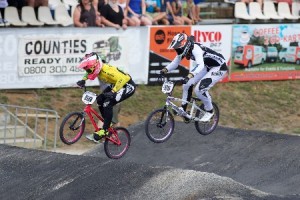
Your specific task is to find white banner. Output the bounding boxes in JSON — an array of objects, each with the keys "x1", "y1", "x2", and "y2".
[
  {"x1": 0, "y1": 27, "x2": 149, "y2": 89},
  {"x1": 18, "y1": 34, "x2": 129, "y2": 76},
  {"x1": 191, "y1": 25, "x2": 232, "y2": 63}
]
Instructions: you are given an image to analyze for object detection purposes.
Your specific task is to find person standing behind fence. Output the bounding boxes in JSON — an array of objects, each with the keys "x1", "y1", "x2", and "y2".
[{"x1": 73, "y1": 0, "x2": 104, "y2": 27}]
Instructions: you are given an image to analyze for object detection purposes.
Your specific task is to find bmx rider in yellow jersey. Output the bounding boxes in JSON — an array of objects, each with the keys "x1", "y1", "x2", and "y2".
[{"x1": 76, "y1": 52, "x2": 136, "y2": 143}]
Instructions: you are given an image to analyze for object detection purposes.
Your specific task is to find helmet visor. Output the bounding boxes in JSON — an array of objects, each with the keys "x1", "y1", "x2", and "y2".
[{"x1": 86, "y1": 67, "x2": 95, "y2": 74}]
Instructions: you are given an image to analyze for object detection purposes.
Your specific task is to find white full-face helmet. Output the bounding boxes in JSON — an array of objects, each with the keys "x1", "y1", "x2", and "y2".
[{"x1": 168, "y1": 33, "x2": 194, "y2": 58}]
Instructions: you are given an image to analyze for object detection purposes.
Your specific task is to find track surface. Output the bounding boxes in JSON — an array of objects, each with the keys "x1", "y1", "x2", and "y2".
[{"x1": 1, "y1": 122, "x2": 300, "y2": 199}]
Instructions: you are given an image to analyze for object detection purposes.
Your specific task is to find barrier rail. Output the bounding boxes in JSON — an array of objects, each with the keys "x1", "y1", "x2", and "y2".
[{"x1": 0, "y1": 104, "x2": 59, "y2": 151}]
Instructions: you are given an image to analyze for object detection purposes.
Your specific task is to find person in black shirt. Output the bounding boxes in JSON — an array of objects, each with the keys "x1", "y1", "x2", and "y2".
[{"x1": 100, "y1": 0, "x2": 127, "y2": 30}]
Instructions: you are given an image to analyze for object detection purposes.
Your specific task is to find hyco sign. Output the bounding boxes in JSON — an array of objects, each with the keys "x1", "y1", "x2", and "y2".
[{"x1": 194, "y1": 31, "x2": 222, "y2": 43}]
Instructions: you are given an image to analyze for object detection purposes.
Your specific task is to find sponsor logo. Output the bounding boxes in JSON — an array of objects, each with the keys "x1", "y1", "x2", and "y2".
[
  {"x1": 211, "y1": 71, "x2": 223, "y2": 76},
  {"x1": 154, "y1": 30, "x2": 165, "y2": 45},
  {"x1": 194, "y1": 31, "x2": 222, "y2": 43}
]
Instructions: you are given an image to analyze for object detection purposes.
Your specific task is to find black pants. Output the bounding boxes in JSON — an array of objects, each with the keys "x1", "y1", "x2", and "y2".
[{"x1": 96, "y1": 79, "x2": 136, "y2": 130}]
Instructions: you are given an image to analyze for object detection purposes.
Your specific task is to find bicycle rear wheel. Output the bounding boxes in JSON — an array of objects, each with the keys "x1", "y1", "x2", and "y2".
[
  {"x1": 195, "y1": 102, "x2": 219, "y2": 135},
  {"x1": 59, "y1": 112, "x2": 85, "y2": 145},
  {"x1": 104, "y1": 127, "x2": 131, "y2": 159},
  {"x1": 145, "y1": 108, "x2": 175, "y2": 143}
]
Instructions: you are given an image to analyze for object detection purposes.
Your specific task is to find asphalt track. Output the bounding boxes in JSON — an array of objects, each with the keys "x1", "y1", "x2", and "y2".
[{"x1": 1, "y1": 121, "x2": 300, "y2": 200}]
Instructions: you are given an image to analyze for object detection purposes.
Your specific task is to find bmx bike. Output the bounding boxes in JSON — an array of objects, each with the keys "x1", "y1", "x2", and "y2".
[
  {"x1": 59, "y1": 87, "x2": 130, "y2": 159},
  {"x1": 145, "y1": 76, "x2": 219, "y2": 143}
]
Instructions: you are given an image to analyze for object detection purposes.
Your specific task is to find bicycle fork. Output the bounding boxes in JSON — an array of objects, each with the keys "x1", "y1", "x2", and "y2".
[
  {"x1": 69, "y1": 113, "x2": 85, "y2": 130},
  {"x1": 106, "y1": 129, "x2": 121, "y2": 146}
]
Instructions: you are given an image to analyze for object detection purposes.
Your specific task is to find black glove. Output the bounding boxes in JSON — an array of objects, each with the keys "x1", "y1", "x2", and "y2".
[
  {"x1": 181, "y1": 76, "x2": 190, "y2": 84},
  {"x1": 77, "y1": 80, "x2": 86, "y2": 88},
  {"x1": 103, "y1": 91, "x2": 115, "y2": 99},
  {"x1": 160, "y1": 68, "x2": 168, "y2": 74}
]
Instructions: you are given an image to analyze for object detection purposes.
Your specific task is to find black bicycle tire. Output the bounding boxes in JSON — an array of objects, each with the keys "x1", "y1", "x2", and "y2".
[
  {"x1": 195, "y1": 102, "x2": 219, "y2": 135},
  {"x1": 145, "y1": 108, "x2": 175, "y2": 143},
  {"x1": 59, "y1": 112, "x2": 85, "y2": 145},
  {"x1": 104, "y1": 127, "x2": 131, "y2": 159}
]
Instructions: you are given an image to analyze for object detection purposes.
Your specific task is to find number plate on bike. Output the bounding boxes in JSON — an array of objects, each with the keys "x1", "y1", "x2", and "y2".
[
  {"x1": 82, "y1": 91, "x2": 97, "y2": 104},
  {"x1": 162, "y1": 81, "x2": 174, "y2": 94}
]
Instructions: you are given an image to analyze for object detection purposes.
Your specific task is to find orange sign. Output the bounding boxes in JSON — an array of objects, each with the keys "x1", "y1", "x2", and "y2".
[{"x1": 150, "y1": 26, "x2": 191, "y2": 68}]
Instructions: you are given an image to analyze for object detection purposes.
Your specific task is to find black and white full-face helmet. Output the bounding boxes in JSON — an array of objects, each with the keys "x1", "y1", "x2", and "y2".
[{"x1": 168, "y1": 33, "x2": 193, "y2": 58}]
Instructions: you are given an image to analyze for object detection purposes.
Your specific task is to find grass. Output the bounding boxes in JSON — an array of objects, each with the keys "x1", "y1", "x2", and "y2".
[{"x1": 1, "y1": 79, "x2": 300, "y2": 137}]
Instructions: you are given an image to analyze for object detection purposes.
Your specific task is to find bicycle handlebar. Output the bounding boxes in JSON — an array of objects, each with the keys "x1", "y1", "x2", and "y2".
[{"x1": 158, "y1": 74, "x2": 184, "y2": 86}]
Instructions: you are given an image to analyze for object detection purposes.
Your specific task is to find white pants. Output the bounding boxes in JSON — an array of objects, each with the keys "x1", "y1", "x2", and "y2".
[{"x1": 182, "y1": 66, "x2": 227, "y2": 111}]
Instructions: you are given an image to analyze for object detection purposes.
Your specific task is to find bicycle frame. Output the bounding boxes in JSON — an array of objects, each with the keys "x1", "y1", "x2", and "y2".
[
  {"x1": 161, "y1": 78, "x2": 204, "y2": 122},
  {"x1": 165, "y1": 96, "x2": 204, "y2": 122},
  {"x1": 83, "y1": 104, "x2": 122, "y2": 145}
]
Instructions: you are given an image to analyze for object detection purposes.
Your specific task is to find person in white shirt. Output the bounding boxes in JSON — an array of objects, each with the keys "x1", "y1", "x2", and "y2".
[{"x1": 161, "y1": 33, "x2": 228, "y2": 122}]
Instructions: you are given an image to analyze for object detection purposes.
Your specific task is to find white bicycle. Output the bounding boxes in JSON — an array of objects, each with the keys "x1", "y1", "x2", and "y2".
[{"x1": 145, "y1": 76, "x2": 220, "y2": 143}]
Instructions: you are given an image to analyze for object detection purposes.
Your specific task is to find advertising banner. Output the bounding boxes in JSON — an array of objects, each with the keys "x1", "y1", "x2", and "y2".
[
  {"x1": 230, "y1": 24, "x2": 300, "y2": 81},
  {"x1": 148, "y1": 25, "x2": 232, "y2": 84},
  {"x1": 18, "y1": 34, "x2": 128, "y2": 76},
  {"x1": 0, "y1": 27, "x2": 149, "y2": 89},
  {"x1": 148, "y1": 26, "x2": 191, "y2": 84},
  {"x1": 191, "y1": 25, "x2": 232, "y2": 82}
]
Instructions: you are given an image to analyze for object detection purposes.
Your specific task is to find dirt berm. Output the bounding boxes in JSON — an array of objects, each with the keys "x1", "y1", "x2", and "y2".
[{"x1": 0, "y1": 122, "x2": 300, "y2": 200}]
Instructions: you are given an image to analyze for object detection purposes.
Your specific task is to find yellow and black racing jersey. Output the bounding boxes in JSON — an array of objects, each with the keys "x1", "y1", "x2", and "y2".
[{"x1": 83, "y1": 63, "x2": 131, "y2": 92}]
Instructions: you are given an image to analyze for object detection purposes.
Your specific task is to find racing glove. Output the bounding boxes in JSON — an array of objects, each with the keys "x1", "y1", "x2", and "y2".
[
  {"x1": 160, "y1": 68, "x2": 168, "y2": 74},
  {"x1": 76, "y1": 80, "x2": 86, "y2": 88},
  {"x1": 181, "y1": 73, "x2": 194, "y2": 84}
]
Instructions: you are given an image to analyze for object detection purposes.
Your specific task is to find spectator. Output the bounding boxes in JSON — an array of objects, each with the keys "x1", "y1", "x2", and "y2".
[
  {"x1": 73, "y1": 0, "x2": 104, "y2": 27},
  {"x1": 100, "y1": 0, "x2": 127, "y2": 29},
  {"x1": 182, "y1": 0, "x2": 195, "y2": 24},
  {"x1": 7, "y1": 0, "x2": 22, "y2": 17},
  {"x1": 192, "y1": 0, "x2": 202, "y2": 22},
  {"x1": 0, "y1": 0, "x2": 8, "y2": 19},
  {"x1": 127, "y1": 0, "x2": 152, "y2": 26},
  {"x1": 145, "y1": 0, "x2": 170, "y2": 25},
  {"x1": 26, "y1": 0, "x2": 48, "y2": 7},
  {"x1": 118, "y1": 0, "x2": 140, "y2": 26},
  {"x1": 93, "y1": 0, "x2": 107, "y2": 12},
  {"x1": 165, "y1": 0, "x2": 183, "y2": 25},
  {"x1": 240, "y1": 0, "x2": 263, "y2": 11},
  {"x1": 171, "y1": 0, "x2": 193, "y2": 25}
]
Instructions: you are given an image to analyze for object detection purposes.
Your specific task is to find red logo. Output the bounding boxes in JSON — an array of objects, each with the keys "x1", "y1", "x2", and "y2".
[{"x1": 194, "y1": 31, "x2": 222, "y2": 42}]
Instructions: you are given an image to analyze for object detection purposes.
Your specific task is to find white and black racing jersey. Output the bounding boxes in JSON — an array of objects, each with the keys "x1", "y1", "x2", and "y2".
[{"x1": 166, "y1": 43, "x2": 228, "y2": 76}]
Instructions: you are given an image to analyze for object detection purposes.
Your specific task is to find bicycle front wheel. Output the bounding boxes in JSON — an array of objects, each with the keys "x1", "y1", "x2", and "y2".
[
  {"x1": 195, "y1": 102, "x2": 219, "y2": 135},
  {"x1": 104, "y1": 127, "x2": 131, "y2": 159},
  {"x1": 145, "y1": 108, "x2": 175, "y2": 143},
  {"x1": 59, "y1": 112, "x2": 85, "y2": 145}
]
